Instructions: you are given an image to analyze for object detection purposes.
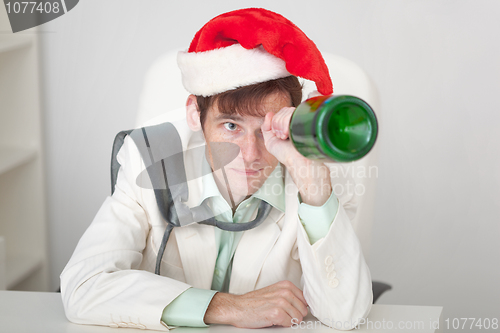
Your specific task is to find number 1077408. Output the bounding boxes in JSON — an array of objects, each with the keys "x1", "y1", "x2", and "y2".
[
  {"x1": 445, "y1": 318, "x2": 498, "y2": 330},
  {"x1": 5, "y1": 2, "x2": 61, "y2": 14}
]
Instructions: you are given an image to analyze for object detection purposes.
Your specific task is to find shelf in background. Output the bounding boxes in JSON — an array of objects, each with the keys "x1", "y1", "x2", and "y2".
[
  {"x1": 0, "y1": 146, "x2": 38, "y2": 175},
  {"x1": 0, "y1": 36, "x2": 32, "y2": 54},
  {"x1": 5, "y1": 255, "x2": 43, "y2": 289}
]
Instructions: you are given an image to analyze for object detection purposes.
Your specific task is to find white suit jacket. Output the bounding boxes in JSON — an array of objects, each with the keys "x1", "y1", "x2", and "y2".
[{"x1": 60, "y1": 114, "x2": 373, "y2": 331}]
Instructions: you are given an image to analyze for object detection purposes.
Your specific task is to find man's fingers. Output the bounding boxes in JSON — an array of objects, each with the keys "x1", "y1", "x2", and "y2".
[
  {"x1": 276, "y1": 280, "x2": 308, "y2": 309},
  {"x1": 270, "y1": 107, "x2": 294, "y2": 139},
  {"x1": 291, "y1": 286, "x2": 308, "y2": 310},
  {"x1": 289, "y1": 293, "x2": 308, "y2": 317},
  {"x1": 276, "y1": 286, "x2": 308, "y2": 317},
  {"x1": 267, "y1": 303, "x2": 301, "y2": 328},
  {"x1": 229, "y1": 280, "x2": 309, "y2": 329},
  {"x1": 280, "y1": 108, "x2": 293, "y2": 137},
  {"x1": 262, "y1": 108, "x2": 294, "y2": 141},
  {"x1": 261, "y1": 112, "x2": 274, "y2": 132},
  {"x1": 261, "y1": 281, "x2": 308, "y2": 317},
  {"x1": 278, "y1": 302, "x2": 303, "y2": 327}
]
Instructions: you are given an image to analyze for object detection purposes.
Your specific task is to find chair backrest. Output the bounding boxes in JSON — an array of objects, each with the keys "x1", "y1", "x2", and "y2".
[
  {"x1": 135, "y1": 50, "x2": 380, "y2": 258},
  {"x1": 136, "y1": 50, "x2": 188, "y2": 127}
]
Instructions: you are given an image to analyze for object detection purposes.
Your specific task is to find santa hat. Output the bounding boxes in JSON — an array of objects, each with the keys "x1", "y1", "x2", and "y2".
[{"x1": 177, "y1": 8, "x2": 333, "y2": 97}]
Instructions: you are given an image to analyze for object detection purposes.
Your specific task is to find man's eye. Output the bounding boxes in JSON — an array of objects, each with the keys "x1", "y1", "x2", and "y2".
[{"x1": 223, "y1": 122, "x2": 237, "y2": 131}]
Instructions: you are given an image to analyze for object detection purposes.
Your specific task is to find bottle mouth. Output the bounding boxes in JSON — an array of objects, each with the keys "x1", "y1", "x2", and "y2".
[{"x1": 316, "y1": 95, "x2": 378, "y2": 162}]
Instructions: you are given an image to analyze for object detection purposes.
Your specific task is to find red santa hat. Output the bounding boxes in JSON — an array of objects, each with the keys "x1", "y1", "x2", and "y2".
[{"x1": 177, "y1": 8, "x2": 333, "y2": 97}]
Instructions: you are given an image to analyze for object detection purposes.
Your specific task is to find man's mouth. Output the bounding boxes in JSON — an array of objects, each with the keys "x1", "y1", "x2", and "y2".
[{"x1": 230, "y1": 168, "x2": 263, "y2": 176}]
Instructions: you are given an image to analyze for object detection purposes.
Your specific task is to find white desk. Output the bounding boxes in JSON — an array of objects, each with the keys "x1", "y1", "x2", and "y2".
[{"x1": 0, "y1": 291, "x2": 442, "y2": 333}]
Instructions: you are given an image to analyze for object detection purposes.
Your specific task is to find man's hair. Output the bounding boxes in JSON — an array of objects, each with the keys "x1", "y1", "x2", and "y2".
[{"x1": 196, "y1": 76, "x2": 303, "y2": 129}]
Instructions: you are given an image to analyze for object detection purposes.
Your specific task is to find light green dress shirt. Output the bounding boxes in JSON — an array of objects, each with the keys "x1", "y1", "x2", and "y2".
[{"x1": 161, "y1": 163, "x2": 339, "y2": 327}]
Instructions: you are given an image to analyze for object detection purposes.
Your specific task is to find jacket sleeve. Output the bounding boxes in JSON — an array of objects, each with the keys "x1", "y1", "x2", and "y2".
[
  {"x1": 60, "y1": 135, "x2": 191, "y2": 331},
  {"x1": 294, "y1": 163, "x2": 373, "y2": 330}
]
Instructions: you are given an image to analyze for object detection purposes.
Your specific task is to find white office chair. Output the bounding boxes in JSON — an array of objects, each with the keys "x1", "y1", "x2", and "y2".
[{"x1": 135, "y1": 50, "x2": 390, "y2": 302}]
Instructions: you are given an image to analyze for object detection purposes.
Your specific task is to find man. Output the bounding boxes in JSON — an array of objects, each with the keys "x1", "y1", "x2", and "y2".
[{"x1": 61, "y1": 8, "x2": 372, "y2": 331}]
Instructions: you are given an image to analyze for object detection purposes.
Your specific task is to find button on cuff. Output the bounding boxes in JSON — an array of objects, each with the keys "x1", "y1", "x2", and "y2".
[{"x1": 329, "y1": 278, "x2": 339, "y2": 289}]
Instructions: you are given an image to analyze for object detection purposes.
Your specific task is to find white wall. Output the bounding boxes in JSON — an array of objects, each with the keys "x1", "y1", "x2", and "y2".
[{"x1": 39, "y1": 0, "x2": 499, "y2": 324}]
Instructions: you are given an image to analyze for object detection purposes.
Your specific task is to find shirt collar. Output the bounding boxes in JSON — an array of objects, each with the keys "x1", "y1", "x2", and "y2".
[{"x1": 252, "y1": 164, "x2": 285, "y2": 212}]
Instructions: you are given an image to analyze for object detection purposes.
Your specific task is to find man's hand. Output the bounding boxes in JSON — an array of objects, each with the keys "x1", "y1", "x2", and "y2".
[
  {"x1": 262, "y1": 108, "x2": 332, "y2": 206},
  {"x1": 203, "y1": 280, "x2": 308, "y2": 328},
  {"x1": 261, "y1": 107, "x2": 301, "y2": 165}
]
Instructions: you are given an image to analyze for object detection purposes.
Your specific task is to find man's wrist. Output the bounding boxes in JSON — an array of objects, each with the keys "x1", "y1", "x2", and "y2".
[
  {"x1": 203, "y1": 292, "x2": 237, "y2": 326},
  {"x1": 285, "y1": 157, "x2": 332, "y2": 206}
]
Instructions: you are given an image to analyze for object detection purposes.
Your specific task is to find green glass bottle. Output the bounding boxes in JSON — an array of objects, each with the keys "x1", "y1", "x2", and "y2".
[{"x1": 289, "y1": 95, "x2": 378, "y2": 162}]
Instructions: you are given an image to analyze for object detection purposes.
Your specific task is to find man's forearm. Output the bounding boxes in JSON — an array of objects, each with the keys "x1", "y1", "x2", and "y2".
[{"x1": 285, "y1": 157, "x2": 332, "y2": 207}]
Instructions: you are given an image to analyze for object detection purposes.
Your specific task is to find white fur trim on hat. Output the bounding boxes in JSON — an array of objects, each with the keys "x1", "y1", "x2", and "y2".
[{"x1": 177, "y1": 44, "x2": 291, "y2": 97}]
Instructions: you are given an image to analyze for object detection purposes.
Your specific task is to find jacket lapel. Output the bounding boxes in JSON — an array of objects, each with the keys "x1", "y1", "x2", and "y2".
[
  {"x1": 174, "y1": 207, "x2": 284, "y2": 293},
  {"x1": 174, "y1": 224, "x2": 217, "y2": 289},
  {"x1": 229, "y1": 207, "x2": 283, "y2": 295}
]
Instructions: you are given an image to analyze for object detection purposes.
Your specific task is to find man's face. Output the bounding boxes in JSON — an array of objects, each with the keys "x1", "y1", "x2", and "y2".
[{"x1": 202, "y1": 92, "x2": 291, "y2": 206}]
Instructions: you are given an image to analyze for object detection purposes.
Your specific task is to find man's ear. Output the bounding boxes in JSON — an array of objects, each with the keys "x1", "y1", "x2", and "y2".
[{"x1": 186, "y1": 95, "x2": 202, "y2": 131}]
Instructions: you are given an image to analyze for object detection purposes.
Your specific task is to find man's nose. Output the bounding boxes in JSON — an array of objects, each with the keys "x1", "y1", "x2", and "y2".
[{"x1": 239, "y1": 133, "x2": 262, "y2": 162}]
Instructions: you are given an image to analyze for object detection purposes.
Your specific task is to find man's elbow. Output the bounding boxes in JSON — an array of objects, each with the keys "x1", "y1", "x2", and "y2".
[
  {"x1": 60, "y1": 268, "x2": 101, "y2": 325},
  {"x1": 313, "y1": 294, "x2": 372, "y2": 330},
  {"x1": 306, "y1": 278, "x2": 373, "y2": 330}
]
